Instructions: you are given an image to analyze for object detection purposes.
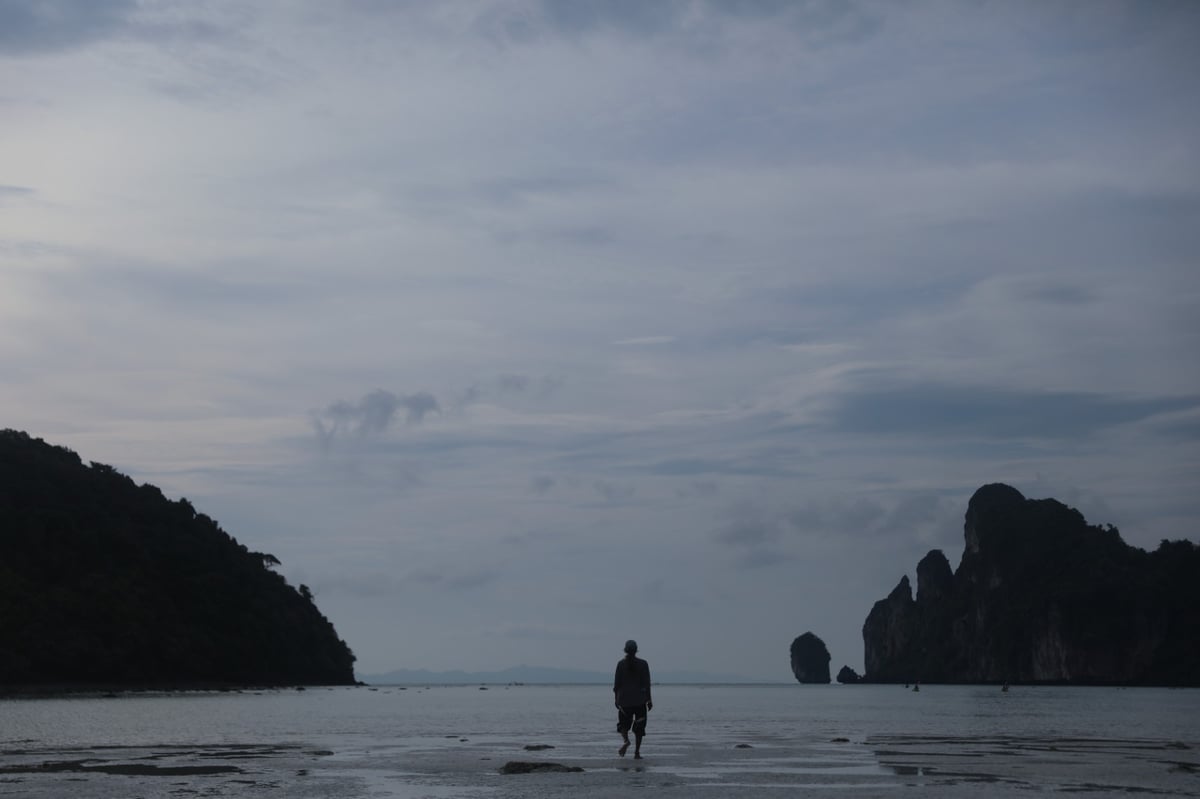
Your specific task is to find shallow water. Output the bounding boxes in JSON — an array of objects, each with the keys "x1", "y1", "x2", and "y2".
[{"x1": 2, "y1": 684, "x2": 1197, "y2": 797}]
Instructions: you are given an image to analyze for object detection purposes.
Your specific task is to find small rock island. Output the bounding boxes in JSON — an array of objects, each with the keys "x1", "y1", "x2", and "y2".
[
  {"x1": 0, "y1": 430, "x2": 356, "y2": 689},
  {"x1": 836, "y1": 665, "x2": 861, "y2": 684},
  {"x1": 862, "y1": 483, "x2": 1200, "y2": 685},
  {"x1": 789, "y1": 631, "x2": 831, "y2": 683}
]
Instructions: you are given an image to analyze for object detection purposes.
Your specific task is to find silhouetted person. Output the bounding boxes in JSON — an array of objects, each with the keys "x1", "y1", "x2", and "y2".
[{"x1": 613, "y1": 639, "x2": 652, "y2": 758}]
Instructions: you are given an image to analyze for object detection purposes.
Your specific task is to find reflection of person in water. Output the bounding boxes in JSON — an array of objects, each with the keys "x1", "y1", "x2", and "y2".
[{"x1": 613, "y1": 639, "x2": 652, "y2": 759}]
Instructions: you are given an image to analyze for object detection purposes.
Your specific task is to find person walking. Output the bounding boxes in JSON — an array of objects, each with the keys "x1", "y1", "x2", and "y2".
[{"x1": 613, "y1": 639, "x2": 652, "y2": 758}]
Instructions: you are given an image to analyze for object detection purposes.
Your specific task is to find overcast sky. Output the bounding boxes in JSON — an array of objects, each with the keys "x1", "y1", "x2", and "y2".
[{"x1": 2, "y1": 0, "x2": 1198, "y2": 681}]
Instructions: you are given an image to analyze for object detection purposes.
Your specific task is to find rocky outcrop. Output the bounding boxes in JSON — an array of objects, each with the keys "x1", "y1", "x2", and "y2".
[
  {"x1": 790, "y1": 632, "x2": 831, "y2": 683},
  {"x1": 836, "y1": 665, "x2": 861, "y2": 684},
  {"x1": 862, "y1": 484, "x2": 1200, "y2": 685}
]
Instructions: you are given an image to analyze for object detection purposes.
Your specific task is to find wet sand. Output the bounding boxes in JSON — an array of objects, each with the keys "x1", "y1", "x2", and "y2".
[
  {"x1": 3, "y1": 731, "x2": 1196, "y2": 797},
  {"x1": 4, "y1": 685, "x2": 1198, "y2": 797}
]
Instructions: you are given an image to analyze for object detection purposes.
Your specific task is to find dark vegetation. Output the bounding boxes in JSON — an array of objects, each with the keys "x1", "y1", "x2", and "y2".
[
  {"x1": 789, "y1": 631, "x2": 831, "y2": 684},
  {"x1": 0, "y1": 430, "x2": 356, "y2": 688},
  {"x1": 862, "y1": 483, "x2": 1200, "y2": 686}
]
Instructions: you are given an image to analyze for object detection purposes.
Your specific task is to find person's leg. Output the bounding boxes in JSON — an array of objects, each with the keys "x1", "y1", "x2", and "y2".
[
  {"x1": 617, "y1": 707, "x2": 631, "y2": 756},
  {"x1": 632, "y1": 708, "x2": 647, "y2": 758}
]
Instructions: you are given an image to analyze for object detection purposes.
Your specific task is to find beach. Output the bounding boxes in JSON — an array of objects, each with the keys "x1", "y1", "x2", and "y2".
[{"x1": 2, "y1": 684, "x2": 1197, "y2": 797}]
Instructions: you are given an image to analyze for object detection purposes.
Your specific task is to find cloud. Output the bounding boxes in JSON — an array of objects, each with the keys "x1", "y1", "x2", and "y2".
[
  {"x1": 1152, "y1": 413, "x2": 1200, "y2": 441},
  {"x1": 460, "y1": 375, "x2": 565, "y2": 408},
  {"x1": 0, "y1": 0, "x2": 136, "y2": 56},
  {"x1": 533, "y1": 0, "x2": 684, "y2": 38},
  {"x1": 732, "y1": 547, "x2": 794, "y2": 570},
  {"x1": 497, "y1": 374, "x2": 530, "y2": 393},
  {"x1": 644, "y1": 451, "x2": 809, "y2": 479},
  {"x1": 313, "y1": 389, "x2": 441, "y2": 447},
  {"x1": 403, "y1": 568, "x2": 498, "y2": 592},
  {"x1": 675, "y1": 480, "x2": 718, "y2": 498},
  {"x1": 0, "y1": 0, "x2": 225, "y2": 57},
  {"x1": 825, "y1": 381, "x2": 1200, "y2": 441},
  {"x1": 316, "y1": 566, "x2": 497, "y2": 598},
  {"x1": 781, "y1": 498, "x2": 887, "y2": 538},
  {"x1": 539, "y1": 226, "x2": 615, "y2": 247},
  {"x1": 520, "y1": 0, "x2": 881, "y2": 50},
  {"x1": 1013, "y1": 281, "x2": 1096, "y2": 307},
  {"x1": 614, "y1": 336, "x2": 676, "y2": 346},
  {"x1": 0, "y1": 184, "x2": 34, "y2": 202},
  {"x1": 475, "y1": 173, "x2": 611, "y2": 207},
  {"x1": 96, "y1": 264, "x2": 298, "y2": 311},
  {"x1": 594, "y1": 480, "x2": 635, "y2": 503},
  {"x1": 485, "y1": 621, "x2": 589, "y2": 641},
  {"x1": 715, "y1": 511, "x2": 782, "y2": 548},
  {"x1": 398, "y1": 392, "x2": 440, "y2": 424},
  {"x1": 715, "y1": 492, "x2": 962, "y2": 564}
]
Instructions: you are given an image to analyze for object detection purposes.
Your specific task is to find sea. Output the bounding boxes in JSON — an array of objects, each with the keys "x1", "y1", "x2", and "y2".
[{"x1": 2, "y1": 683, "x2": 1197, "y2": 797}]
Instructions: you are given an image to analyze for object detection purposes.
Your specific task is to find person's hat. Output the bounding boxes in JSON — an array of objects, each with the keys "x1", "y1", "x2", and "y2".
[{"x1": 624, "y1": 639, "x2": 638, "y2": 654}]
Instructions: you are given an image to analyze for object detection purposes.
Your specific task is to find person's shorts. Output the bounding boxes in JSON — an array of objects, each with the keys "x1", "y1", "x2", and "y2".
[{"x1": 617, "y1": 705, "x2": 648, "y2": 735}]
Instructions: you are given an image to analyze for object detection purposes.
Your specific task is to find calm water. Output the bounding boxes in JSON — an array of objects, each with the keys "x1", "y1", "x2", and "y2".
[{"x1": 2, "y1": 684, "x2": 1198, "y2": 797}]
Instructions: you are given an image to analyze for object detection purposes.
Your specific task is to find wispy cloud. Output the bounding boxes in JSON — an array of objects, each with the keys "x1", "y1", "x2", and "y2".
[
  {"x1": 826, "y1": 382, "x2": 1199, "y2": 440},
  {"x1": 0, "y1": 0, "x2": 136, "y2": 56},
  {"x1": 0, "y1": 0, "x2": 228, "y2": 57},
  {"x1": 0, "y1": 184, "x2": 34, "y2": 201},
  {"x1": 313, "y1": 390, "x2": 441, "y2": 448}
]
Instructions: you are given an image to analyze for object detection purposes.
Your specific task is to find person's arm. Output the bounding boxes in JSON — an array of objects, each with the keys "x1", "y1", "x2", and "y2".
[
  {"x1": 644, "y1": 661, "x2": 653, "y2": 709},
  {"x1": 614, "y1": 663, "x2": 622, "y2": 706}
]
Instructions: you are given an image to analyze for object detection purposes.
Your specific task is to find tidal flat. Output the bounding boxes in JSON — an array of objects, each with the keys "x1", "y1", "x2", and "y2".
[{"x1": 2, "y1": 684, "x2": 1197, "y2": 797}]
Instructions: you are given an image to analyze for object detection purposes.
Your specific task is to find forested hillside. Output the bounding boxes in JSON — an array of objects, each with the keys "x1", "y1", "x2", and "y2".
[{"x1": 0, "y1": 430, "x2": 355, "y2": 687}]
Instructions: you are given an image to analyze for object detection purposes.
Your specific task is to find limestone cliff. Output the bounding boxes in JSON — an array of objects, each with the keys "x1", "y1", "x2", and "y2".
[
  {"x1": 790, "y1": 632, "x2": 831, "y2": 684},
  {"x1": 862, "y1": 484, "x2": 1200, "y2": 685}
]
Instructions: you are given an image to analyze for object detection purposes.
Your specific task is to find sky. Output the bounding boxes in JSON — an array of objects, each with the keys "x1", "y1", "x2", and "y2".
[{"x1": 2, "y1": 0, "x2": 1198, "y2": 682}]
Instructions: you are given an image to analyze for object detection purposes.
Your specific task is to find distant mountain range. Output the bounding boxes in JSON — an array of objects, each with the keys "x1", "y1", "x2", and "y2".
[{"x1": 359, "y1": 665, "x2": 774, "y2": 685}]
